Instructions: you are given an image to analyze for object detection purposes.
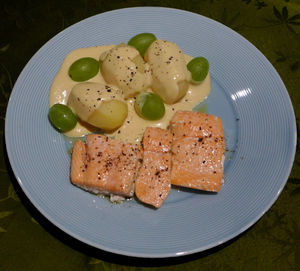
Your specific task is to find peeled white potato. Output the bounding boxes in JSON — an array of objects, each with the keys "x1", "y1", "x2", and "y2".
[
  {"x1": 144, "y1": 40, "x2": 190, "y2": 104},
  {"x1": 99, "y1": 44, "x2": 152, "y2": 98},
  {"x1": 67, "y1": 82, "x2": 127, "y2": 130}
]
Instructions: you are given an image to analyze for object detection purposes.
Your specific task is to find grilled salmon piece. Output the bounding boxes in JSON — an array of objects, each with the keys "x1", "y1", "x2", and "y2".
[
  {"x1": 135, "y1": 127, "x2": 172, "y2": 208},
  {"x1": 70, "y1": 134, "x2": 142, "y2": 197},
  {"x1": 170, "y1": 111, "x2": 225, "y2": 192}
]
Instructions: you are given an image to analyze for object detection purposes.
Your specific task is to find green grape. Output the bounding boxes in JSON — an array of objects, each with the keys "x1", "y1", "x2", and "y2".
[
  {"x1": 128, "y1": 33, "x2": 156, "y2": 57},
  {"x1": 68, "y1": 57, "x2": 99, "y2": 82},
  {"x1": 48, "y1": 104, "x2": 77, "y2": 132},
  {"x1": 187, "y1": 57, "x2": 209, "y2": 84},
  {"x1": 135, "y1": 92, "x2": 165, "y2": 121}
]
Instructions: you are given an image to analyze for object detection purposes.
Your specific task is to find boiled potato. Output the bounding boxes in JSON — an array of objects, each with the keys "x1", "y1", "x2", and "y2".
[
  {"x1": 131, "y1": 54, "x2": 146, "y2": 73},
  {"x1": 144, "y1": 40, "x2": 190, "y2": 104},
  {"x1": 99, "y1": 44, "x2": 152, "y2": 98},
  {"x1": 67, "y1": 82, "x2": 127, "y2": 130},
  {"x1": 87, "y1": 100, "x2": 128, "y2": 130}
]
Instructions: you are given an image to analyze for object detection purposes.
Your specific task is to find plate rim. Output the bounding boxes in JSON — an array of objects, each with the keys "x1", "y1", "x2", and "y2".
[{"x1": 5, "y1": 6, "x2": 297, "y2": 258}]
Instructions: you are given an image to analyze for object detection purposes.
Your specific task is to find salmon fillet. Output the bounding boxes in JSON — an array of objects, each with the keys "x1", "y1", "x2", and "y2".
[
  {"x1": 70, "y1": 134, "x2": 142, "y2": 197},
  {"x1": 170, "y1": 111, "x2": 225, "y2": 192},
  {"x1": 135, "y1": 127, "x2": 172, "y2": 208}
]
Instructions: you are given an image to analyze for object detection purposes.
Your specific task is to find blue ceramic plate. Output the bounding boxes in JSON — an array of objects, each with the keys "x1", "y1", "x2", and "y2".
[{"x1": 5, "y1": 7, "x2": 296, "y2": 258}]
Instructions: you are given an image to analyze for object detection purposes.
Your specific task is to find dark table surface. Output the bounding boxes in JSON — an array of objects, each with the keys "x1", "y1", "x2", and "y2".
[{"x1": 0, "y1": 0, "x2": 299, "y2": 270}]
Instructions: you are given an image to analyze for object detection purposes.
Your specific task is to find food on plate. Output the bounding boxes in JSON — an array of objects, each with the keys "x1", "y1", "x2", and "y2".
[
  {"x1": 170, "y1": 111, "x2": 225, "y2": 192},
  {"x1": 70, "y1": 111, "x2": 225, "y2": 208},
  {"x1": 51, "y1": 34, "x2": 226, "y2": 207},
  {"x1": 49, "y1": 33, "x2": 226, "y2": 207},
  {"x1": 144, "y1": 39, "x2": 190, "y2": 104},
  {"x1": 135, "y1": 127, "x2": 172, "y2": 208},
  {"x1": 70, "y1": 134, "x2": 142, "y2": 198},
  {"x1": 99, "y1": 44, "x2": 152, "y2": 98},
  {"x1": 128, "y1": 33, "x2": 157, "y2": 57},
  {"x1": 49, "y1": 33, "x2": 211, "y2": 140},
  {"x1": 67, "y1": 82, "x2": 128, "y2": 130},
  {"x1": 48, "y1": 103, "x2": 77, "y2": 132},
  {"x1": 69, "y1": 57, "x2": 100, "y2": 82},
  {"x1": 187, "y1": 57, "x2": 209, "y2": 84},
  {"x1": 134, "y1": 92, "x2": 165, "y2": 120}
]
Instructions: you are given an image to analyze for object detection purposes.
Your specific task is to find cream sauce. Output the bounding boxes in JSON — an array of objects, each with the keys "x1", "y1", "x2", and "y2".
[{"x1": 49, "y1": 45, "x2": 211, "y2": 142}]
